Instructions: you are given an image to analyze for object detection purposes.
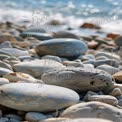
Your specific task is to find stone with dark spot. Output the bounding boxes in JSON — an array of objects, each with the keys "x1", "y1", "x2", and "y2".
[
  {"x1": 42, "y1": 67, "x2": 114, "y2": 92},
  {"x1": 35, "y1": 38, "x2": 88, "y2": 58}
]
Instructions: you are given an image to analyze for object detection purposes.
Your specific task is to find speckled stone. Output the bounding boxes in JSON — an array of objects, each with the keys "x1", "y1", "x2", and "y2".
[
  {"x1": 60, "y1": 101, "x2": 122, "y2": 122},
  {"x1": 35, "y1": 38, "x2": 88, "y2": 58},
  {"x1": 42, "y1": 67, "x2": 114, "y2": 92},
  {"x1": 0, "y1": 83, "x2": 79, "y2": 112}
]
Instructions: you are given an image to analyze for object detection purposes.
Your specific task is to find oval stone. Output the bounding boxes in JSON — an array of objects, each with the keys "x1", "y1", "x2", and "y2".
[
  {"x1": 0, "y1": 83, "x2": 79, "y2": 112},
  {"x1": 35, "y1": 38, "x2": 88, "y2": 58},
  {"x1": 42, "y1": 67, "x2": 114, "y2": 92},
  {"x1": 40, "y1": 118, "x2": 113, "y2": 122},
  {"x1": 60, "y1": 101, "x2": 122, "y2": 122},
  {"x1": 13, "y1": 59, "x2": 65, "y2": 78}
]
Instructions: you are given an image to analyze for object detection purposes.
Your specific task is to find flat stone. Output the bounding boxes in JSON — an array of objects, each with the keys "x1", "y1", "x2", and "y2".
[
  {"x1": 0, "y1": 83, "x2": 79, "y2": 112},
  {"x1": 21, "y1": 32, "x2": 53, "y2": 40},
  {"x1": 13, "y1": 59, "x2": 64, "y2": 78},
  {"x1": 83, "y1": 59, "x2": 119, "y2": 68},
  {"x1": 25, "y1": 112, "x2": 47, "y2": 122},
  {"x1": 95, "y1": 52, "x2": 121, "y2": 62},
  {"x1": 0, "y1": 48, "x2": 29, "y2": 57},
  {"x1": 96, "y1": 64, "x2": 119, "y2": 75},
  {"x1": 42, "y1": 67, "x2": 114, "y2": 92},
  {"x1": 88, "y1": 95, "x2": 118, "y2": 105},
  {"x1": 113, "y1": 71, "x2": 122, "y2": 82},
  {"x1": 60, "y1": 101, "x2": 122, "y2": 122},
  {"x1": 0, "y1": 78, "x2": 9, "y2": 86},
  {"x1": 40, "y1": 118, "x2": 113, "y2": 122},
  {"x1": 0, "y1": 67, "x2": 13, "y2": 77},
  {"x1": 35, "y1": 38, "x2": 88, "y2": 58}
]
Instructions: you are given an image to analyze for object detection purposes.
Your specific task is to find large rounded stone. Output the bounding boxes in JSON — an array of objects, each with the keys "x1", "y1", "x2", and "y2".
[
  {"x1": 0, "y1": 67, "x2": 13, "y2": 77},
  {"x1": 60, "y1": 101, "x2": 122, "y2": 122},
  {"x1": 13, "y1": 59, "x2": 64, "y2": 78},
  {"x1": 42, "y1": 67, "x2": 114, "y2": 92},
  {"x1": 35, "y1": 38, "x2": 88, "y2": 58},
  {"x1": 0, "y1": 83, "x2": 79, "y2": 112}
]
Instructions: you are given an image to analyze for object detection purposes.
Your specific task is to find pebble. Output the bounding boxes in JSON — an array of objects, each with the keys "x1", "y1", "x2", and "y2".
[
  {"x1": 0, "y1": 48, "x2": 29, "y2": 57},
  {"x1": 13, "y1": 59, "x2": 64, "y2": 78},
  {"x1": 60, "y1": 101, "x2": 122, "y2": 122},
  {"x1": 0, "y1": 41, "x2": 12, "y2": 48},
  {"x1": 96, "y1": 64, "x2": 119, "y2": 75},
  {"x1": 87, "y1": 95, "x2": 118, "y2": 105},
  {"x1": 0, "y1": 61, "x2": 13, "y2": 70},
  {"x1": 114, "y1": 36, "x2": 122, "y2": 46},
  {"x1": 62, "y1": 61, "x2": 84, "y2": 67},
  {"x1": 41, "y1": 55, "x2": 62, "y2": 62},
  {"x1": 25, "y1": 112, "x2": 47, "y2": 122},
  {"x1": 3, "y1": 72, "x2": 40, "y2": 83},
  {"x1": 0, "y1": 83, "x2": 79, "y2": 112},
  {"x1": 42, "y1": 67, "x2": 114, "y2": 92},
  {"x1": 21, "y1": 32, "x2": 53, "y2": 40},
  {"x1": 83, "y1": 59, "x2": 119, "y2": 68},
  {"x1": 0, "y1": 54, "x2": 10, "y2": 60},
  {"x1": 113, "y1": 71, "x2": 122, "y2": 82},
  {"x1": 95, "y1": 52, "x2": 121, "y2": 62},
  {"x1": 52, "y1": 31, "x2": 80, "y2": 39},
  {"x1": 109, "y1": 88, "x2": 122, "y2": 97},
  {"x1": 35, "y1": 38, "x2": 88, "y2": 58},
  {"x1": 0, "y1": 78, "x2": 9, "y2": 86},
  {"x1": 0, "y1": 67, "x2": 13, "y2": 77}
]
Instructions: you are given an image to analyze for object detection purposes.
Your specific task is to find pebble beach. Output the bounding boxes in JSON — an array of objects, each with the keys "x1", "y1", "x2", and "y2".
[{"x1": 0, "y1": 0, "x2": 122, "y2": 122}]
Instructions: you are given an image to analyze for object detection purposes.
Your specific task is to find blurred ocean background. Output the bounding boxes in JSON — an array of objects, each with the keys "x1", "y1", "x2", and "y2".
[{"x1": 0, "y1": 0, "x2": 122, "y2": 33}]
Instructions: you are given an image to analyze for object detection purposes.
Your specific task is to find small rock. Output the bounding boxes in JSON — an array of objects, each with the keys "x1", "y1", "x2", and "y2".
[
  {"x1": 0, "y1": 67, "x2": 13, "y2": 77},
  {"x1": 0, "y1": 60, "x2": 13, "y2": 70},
  {"x1": 109, "y1": 88, "x2": 122, "y2": 97},
  {"x1": 41, "y1": 55, "x2": 62, "y2": 62},
  {"x1": 3, "y1": 72, "x2": 40, "y2": 83},
  {"x1": 113, "y1": 71, "x2": 122, "y2": 82},
  {"x1": 80, "y1": 22, "x2": 100, "y2": 29},
  {"x1": 96, "y1": 64, "x2": 119, "y2": 75},
  {"x1": 21, "y1": 32, "x2": 53, "y2": 41},
  {"x1": 0, "y1": 117, "x2": 9, "y2": 122},
  {"x1": 0, "y1": 48, "x2": 29, "y2": 57},
  {"x1": 88, "y1": 95, "x2": 118, "y2": 105},
  {"x1": 0, "y1": 41, "x2": 12, "y2": 48},
  {"x1": 25, "y1": 112, "x2": 47, "y2": 122},
  {"x1": 107, "y1": 33, "x2": 120, "y2": 39},
  {"x1": 52, "y1": 31, "x2": 80, "y2": 39},
  {"x1": 0, "y1": 78, "x2": 9, "y2": 86}
]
